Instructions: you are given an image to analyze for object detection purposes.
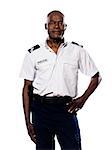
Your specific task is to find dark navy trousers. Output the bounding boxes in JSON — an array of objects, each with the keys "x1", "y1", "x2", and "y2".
[{"x1": 31, "y1": 96, "x2": 81, "y2": 150}]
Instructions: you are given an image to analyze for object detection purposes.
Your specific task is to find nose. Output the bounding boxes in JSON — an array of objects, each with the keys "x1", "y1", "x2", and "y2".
[{"x1": 55, "y1": 22, "x2": 59, "y2": 28}]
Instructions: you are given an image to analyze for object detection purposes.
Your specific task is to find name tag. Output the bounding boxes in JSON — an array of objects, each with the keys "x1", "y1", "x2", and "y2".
[{"x1": 37, "y1": 59, "x2": 48, "y2": 64}]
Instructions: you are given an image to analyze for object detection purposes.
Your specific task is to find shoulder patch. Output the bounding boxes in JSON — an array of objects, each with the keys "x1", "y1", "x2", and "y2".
[
  {"x1": 71, "y1": 41, "x2": 83, "y2": 48},
  {"x1": 28, "y1": 44, "x2": 40, "y2": 53}
]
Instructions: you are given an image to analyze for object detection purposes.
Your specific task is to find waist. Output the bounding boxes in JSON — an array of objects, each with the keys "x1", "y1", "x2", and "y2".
[{"x1": 33, "y1": 94, "x2": 72, "y2": 104}]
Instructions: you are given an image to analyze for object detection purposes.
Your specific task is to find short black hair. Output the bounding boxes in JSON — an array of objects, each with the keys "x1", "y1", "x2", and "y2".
[{"x1": 47, "y1": 10, "x2": 64, "y2": 17}]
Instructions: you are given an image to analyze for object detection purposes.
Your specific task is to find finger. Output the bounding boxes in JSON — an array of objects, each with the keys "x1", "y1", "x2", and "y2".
[
  {"x1": 74, "y1": 108, "x2": 80, "y2": 112},
  {"x1": 66, "y1": 101, "x2": 73, "y2": 106},
  {"x1": 31, "y1": 129, "x2": 36, "y2": 135},
  {"x1": 30, "y1": 126, "x2": 36, "y2": 137},
  {"x1": 30, "y1": 134, "x2": 37, "y2": 144},
  {"x1": 68, "y1": 105, "x2": 80, "y2": 113},
  {"x1": 68, "y1": 103, "x2": 77, "y2": 112},
  {"x1": 67, "y1": 101, "x2": 77, "y2": 110},
  {"x1": 68, "y1": 107, "x2": 76, "y2": 113}
]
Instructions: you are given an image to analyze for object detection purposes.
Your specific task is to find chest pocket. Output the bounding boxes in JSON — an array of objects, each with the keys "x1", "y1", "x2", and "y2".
[
  {"x1": 38, "y1": 63, "x2": 51, "y2": 72},
  {"x1": 63, "y1": 60, "x2": 78, "y2": 80},
  {"x1": 63, "y1": 60, "x2": 78, "y2": 69},
  {"x1": 36, "y1": 62, "x2": 53, "y2": 80}
]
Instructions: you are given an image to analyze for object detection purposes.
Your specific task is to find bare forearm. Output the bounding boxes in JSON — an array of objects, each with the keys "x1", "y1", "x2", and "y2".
[
  {"x1": 68, "y1": 72, "x2": 101, "y2": 113},
  {"x1": 22, "y1": 87, "x2": 30, "y2": 125},
  {"x1": 22, "y1": 80, "x2": 32, "y2": 125},
  {"x1": 22, "y1": 80, "x2": 36, "y2": 143},
  {"x1": 82, "y1": 72, "x2": 101, "y2": 101}
]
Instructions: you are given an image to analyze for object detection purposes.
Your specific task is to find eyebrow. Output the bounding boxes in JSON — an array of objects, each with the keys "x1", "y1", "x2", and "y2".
[{"x1": 49, "y1": 19, "x2": 63, "y2": 22}]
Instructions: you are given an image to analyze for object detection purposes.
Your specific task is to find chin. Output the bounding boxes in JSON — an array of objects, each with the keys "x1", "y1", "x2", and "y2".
[{"x1": 51, "y1": 35, "x2": 62, "y2": 40}]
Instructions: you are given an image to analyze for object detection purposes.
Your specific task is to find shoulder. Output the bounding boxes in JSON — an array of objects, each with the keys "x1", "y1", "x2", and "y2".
[
  {"x1": 28, "y1": 44, "x2": 40, "y2": 53},
  {"x1": 69, "y1": 41, "x2": 87, "y2": 57},
  {"x1": 71, "y1": 41, "x2": 83, "y2": 48}
]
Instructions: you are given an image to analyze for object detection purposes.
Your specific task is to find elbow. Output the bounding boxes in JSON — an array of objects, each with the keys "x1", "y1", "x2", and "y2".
[
  {"x1": 91, "y1": 72, "x2": 102, "y2": 85},
  {"x1": 98, "y1": 73, "x2": 102, "y2": 84},
  {"x1": 98, "y1": 76, "x2": 102, "y2": 84}
]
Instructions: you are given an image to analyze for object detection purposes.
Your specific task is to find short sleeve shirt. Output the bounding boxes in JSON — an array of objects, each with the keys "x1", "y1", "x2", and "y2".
[{"x1": 20, "y1": 42, "x2": 99, "y2": 97}]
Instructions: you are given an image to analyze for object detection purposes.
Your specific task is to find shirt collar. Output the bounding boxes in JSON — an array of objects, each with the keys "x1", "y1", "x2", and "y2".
[{"x1": 45, "y1": 39, "x2": 68, "y2": 52}]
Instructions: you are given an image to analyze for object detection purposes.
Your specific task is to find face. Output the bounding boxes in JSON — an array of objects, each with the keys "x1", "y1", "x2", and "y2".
[{"x1": 46, "y1": 12, "x2": 65, "y2": 40}]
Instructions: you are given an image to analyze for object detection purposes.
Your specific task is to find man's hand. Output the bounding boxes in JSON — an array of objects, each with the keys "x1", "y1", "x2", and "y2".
[
  {"x1": 27, "y1": 123, "x2": 36, "y2": 144},
  {"x1": 67, "y1": 72, "x2": 101, "y2": 114},
  {"x1": 67, "y1": 96, "x2": 86, "y2": 113}
]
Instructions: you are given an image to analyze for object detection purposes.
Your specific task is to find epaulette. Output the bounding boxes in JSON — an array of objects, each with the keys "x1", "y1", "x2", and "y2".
[
  {"x1": 71, "y1": 41, "x2": 83, "y2": 48},
  {"x1": 28, "y1": 44, "x2": 40, "y2": 53}
]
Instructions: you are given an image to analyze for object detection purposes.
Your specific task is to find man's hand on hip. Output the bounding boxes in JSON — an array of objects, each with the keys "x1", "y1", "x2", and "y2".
[{"x1": 67, "y1": 96, "x2": 86, "y2": 113}]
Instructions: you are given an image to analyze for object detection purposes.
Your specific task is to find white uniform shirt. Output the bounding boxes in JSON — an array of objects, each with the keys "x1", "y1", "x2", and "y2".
[{"x1": 20, "y1": 42, "x2": 99, "y2": 97}]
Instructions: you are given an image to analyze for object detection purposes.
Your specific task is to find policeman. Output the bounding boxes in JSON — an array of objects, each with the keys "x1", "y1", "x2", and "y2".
[{"x1": 20, "y1": 10, "x2": 101, "y2": 150}]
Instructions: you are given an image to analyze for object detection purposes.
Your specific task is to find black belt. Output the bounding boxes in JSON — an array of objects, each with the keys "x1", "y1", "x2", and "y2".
[{"x1": 33, "y1": 94, "x2": 72, "y2": 104}]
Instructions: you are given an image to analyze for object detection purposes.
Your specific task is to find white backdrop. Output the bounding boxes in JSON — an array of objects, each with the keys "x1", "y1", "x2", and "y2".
[{"x1": 0, "y1": 0, "x2": 112, "y2": 149}]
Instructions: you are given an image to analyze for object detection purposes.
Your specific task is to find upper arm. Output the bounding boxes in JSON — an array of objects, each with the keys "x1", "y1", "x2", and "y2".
[
  {"x1": 91, "y1": 72, "x2": 102, "y2": 84},
  {"x1": 22, "y1": 80, "x2": 33, "y2": 97},
  {"x1": 78, "y1": 48, "x2": 99, "y2": 77},
  {"x1": 23, "y1": 79, "x2": 32, "y2": 91},
  {"x1": 20, "y1": 54, "x2": 35, "y2": 81}
]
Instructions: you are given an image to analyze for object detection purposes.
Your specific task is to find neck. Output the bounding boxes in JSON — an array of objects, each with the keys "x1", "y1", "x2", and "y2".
[{"x1": 47, "y1": 37, "x2": 64, "y2": 53}]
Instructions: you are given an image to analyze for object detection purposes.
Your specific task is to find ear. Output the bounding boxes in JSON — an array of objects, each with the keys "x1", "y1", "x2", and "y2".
[
  {"x1": 45, "y1": 23, "x2": 48, "y2": 30},
  {"x1": 64, "y1": 24, "x2": 67, "y2": 30}
]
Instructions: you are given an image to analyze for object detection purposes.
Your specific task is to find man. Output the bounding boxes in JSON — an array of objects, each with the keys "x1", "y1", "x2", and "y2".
[{"x1": 20, "y1": 10, "x2": 101, "y2": 150}]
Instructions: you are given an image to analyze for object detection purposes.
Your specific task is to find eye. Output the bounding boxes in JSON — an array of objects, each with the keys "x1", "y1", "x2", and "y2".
[
  {"x1": 48, "y1": 21, "x2": 64, "y2": 26},
  {"x1": 49, "y1": 21, "x2": 55, "y2": 25},
  {"x1": 58, "y1": 21, "x2": 63, "y2": 25}
]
